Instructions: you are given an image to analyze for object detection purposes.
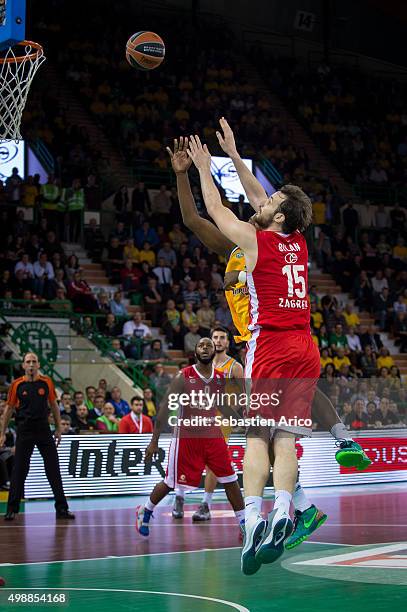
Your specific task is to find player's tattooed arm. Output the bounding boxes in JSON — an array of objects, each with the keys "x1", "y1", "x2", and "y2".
[
  {"x1": 187, "y1": 135, "x2": 257, "y2": 264},
  {"x1": 216, "y1": 117, "x2": 267, "y2": 212},
  {"x1": 167, "y1": 137, "x2": 234, "y2": 257}
]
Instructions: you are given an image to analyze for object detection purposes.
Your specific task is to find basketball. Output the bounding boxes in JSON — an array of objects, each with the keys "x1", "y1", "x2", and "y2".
[{"x1": 125, "y1": 31, "x2": 165, "y2": 71}]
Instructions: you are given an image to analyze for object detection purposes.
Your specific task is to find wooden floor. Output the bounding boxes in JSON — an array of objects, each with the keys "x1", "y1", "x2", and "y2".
[{"x1": 0, "y1": 486, "x2": 406, "y2": 611}]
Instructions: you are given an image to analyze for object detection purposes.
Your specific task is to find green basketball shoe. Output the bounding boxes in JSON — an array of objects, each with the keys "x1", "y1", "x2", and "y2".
[
  {"x1": 335, "y1": 440, "x2": 372, "y2": 470},
  {"x1": 285, "y1": 505, "x2": 327, "y2": 550}
]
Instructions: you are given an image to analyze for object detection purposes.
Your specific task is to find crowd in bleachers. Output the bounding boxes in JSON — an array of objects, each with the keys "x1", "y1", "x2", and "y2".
[{"x1": 0, "y1": 3, "x2": 406, "y2": 460}]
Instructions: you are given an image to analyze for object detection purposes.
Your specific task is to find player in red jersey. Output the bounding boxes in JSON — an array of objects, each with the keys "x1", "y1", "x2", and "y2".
[
  {"x1": 135, "y1": 337, "x2": 245, "y2": 536},
  {"x1": 187, "y1": 134, "x2": 320, "y2": 575}
]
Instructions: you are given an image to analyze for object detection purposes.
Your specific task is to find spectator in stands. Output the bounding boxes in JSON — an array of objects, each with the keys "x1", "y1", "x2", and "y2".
[
  {"x1": 161, "y1": 299, "x2": 183, "y2": 349},
  {"x1": 360, "y1": 345, "x2": 377, "y2": 378},
  {"x1": 152, "y1": 185, "x2": 171, "y2": 227},
  {"x1": 373, "y1": 287, "x2": 393, "y2": 331},
  {"x1": 134, "y1": 221, "x2": 158, "y2": 249},
  {"x1": 110, "y1": 290, "x2": 128, "y2": 318},
  {"x1": 333, "y1": 347, "x2": 351, "y2": 372},
  {"x1": 72, "y1": 404, "x2": 92, "y2": 432},
  {"x1": 88, "y1": 394, "x2": 105, "y2": 425},
  {"x1": 329, "y1": 324, "x2": 348, "y2": 352},
  {"x1": 33, "y1": 253, "x2": 55, "y2": 298},
  {"x1": 350, "y1": 399, "x2": 368, "y2": 430},
  {"x1": 150, "y1": 363, "x2": 172, "y2": 400},
  {"x1": 59, "y1": 392, "x2": 73, "y2": 417},
  {"x1": 65, "y1": 255, "x2": 80, "y2": 282},
  {"x1": 67, "y1": 270, "x2": 97, "y2": 312},
  {"x1": 346, "y1": 326, "x2": 362, "y2": 354},
  {"x1": 113, "y1": 185, "x2": 129, "y2": 222},
  {"x1": 123, "y1": 312, "x2": 152, "y2": 358},
  {"x1": 343, "y1": 304, "x2": 360, "y2": 329},
  {"x1": 143, "y1": 388, "x2": 157, "y2": 420},
  {"x1": 96, "y1": 291, "x2": 111, "y2": 315},
  {"x1": 197, "y1": 298, "x2": 216, "y2": 334},
  {"x1": 353, "y1": 270, "x2": 373, "y2": 312},
  {"x1": 110, "y1": 386, "x2": 130, "y2": 417},
  {"x1": 14, "y1": 254, "x2": 34, "y2": 289},
  {"x1": 60, "y1": 415, "x2": 75, "y2": 435},
  {"x1": 361, "y1": 325, "x2": 383, "y2": 352},
  {"x1": 215, "y1": 295, "x2": 233, "y2": 330},
  {"x1": 153, "y1": 257, "x2": 173, "y2": 289},
  {"x1": 131, "y1": 182, "x2": 151, "y2": 222},
  {"x1": 118, "y1": 396, "x2": 153, "y2": 434},
  {"x1": 64, "y1": 178, "x2": 85, "y2": 242},
  {"x1": 181, "y1": 302, "x2": 198, "y2": 328},
  {"x1": 99, "y1": 312, "x2": 120, "y2": 337},
  {"x1": 104, "y1": 237, "x2": 124, "y2": 283},
  {"x1": 108, "y1": 338, "x2": 127, "y2": 362},
  {"x1": 184, "y1": 323, "x2": 202, "y2": 357},
  {"x1": 143, "y1": 276, "x2": 163, "y2": 325},
  {"x1": 95, "y1": 402, "x2": 121, "y2": 432},
  {"x1": 157, "y1": 242, "x2": 177, "y2": 268},
  {"x1": 366, "y1": 401, "x2": 382, "y2": 429},
  {"x1": 168, "y1": 224, "x2": 187, "y2": 251},
  {"x1": 84, "y1": 386, "x2": 96, "y2": 411},
  {"x1": 143, "y1": 339, "x2": 168, "y2": 362},
  {"x1": 123, "y1": 238, "x2": 139, "y2": 264},
  {"x1": 377, "y1": 347, "x2": 394, "y2": 370},
  {"x1": 371, "y1": 270, "x2": 388, "y2": 295}
]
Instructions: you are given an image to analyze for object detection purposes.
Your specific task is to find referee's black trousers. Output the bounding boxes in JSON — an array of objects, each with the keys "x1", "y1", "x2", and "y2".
[{"x1": 7, "y1": 422, "x2": 68, "y2": 513}]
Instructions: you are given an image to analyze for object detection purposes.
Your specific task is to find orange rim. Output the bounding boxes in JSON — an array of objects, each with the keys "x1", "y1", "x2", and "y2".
[{"x1": 0, "y1": 40, "x2": 44, "y2": 65}]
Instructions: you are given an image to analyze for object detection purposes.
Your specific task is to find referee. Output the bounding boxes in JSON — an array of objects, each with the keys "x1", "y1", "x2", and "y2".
[{"x1": 0, "y1": 352, "x2": 75, "y2": 521}]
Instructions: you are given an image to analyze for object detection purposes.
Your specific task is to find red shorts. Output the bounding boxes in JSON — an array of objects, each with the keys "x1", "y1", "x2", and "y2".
[
  {"x1": 244, "y1": 329, "x2": 320, "y2": 433},
  {"x1": 164, "y1": 435, "x2": 237, "y2": 489}
]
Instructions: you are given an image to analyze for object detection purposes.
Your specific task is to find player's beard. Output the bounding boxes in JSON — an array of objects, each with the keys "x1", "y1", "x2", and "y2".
[
  {"x1": 250, "y1": 206, "x2": 281, "y2": 230},
  {"x1": 195, "y1": 352, "x2": 215, "y2": 365}
]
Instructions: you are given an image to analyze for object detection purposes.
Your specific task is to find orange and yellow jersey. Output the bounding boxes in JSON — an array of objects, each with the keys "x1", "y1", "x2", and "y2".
[
  {"x1": 215, "y1": 355, "x2": 240, "y2": 440},
  {"x1": 225, "y1": 247, "x2": 251, "y2": 343}
]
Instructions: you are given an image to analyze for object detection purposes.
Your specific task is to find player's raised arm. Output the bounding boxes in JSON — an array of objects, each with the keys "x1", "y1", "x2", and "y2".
[
  {"x1": 187, "y1": 135, "x2": 257, "y2": 261},
  {"x1": 216, "y1": 117, "x2": 267, "y2": 212},
  {"x1": 166, "y1": 137, "x2": 235, "y2": 257},
  {"x1": 145, "y1": 372, "x2": 184, "y2": 460}
]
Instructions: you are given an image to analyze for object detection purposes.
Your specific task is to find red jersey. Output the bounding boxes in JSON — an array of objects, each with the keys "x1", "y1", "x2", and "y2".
[
  {"x1": 178, "y1": 365, "x2": 226, "y2": 437},
  {"x1": 247, "y1": 230, "x2": 310, "y2": 334}
]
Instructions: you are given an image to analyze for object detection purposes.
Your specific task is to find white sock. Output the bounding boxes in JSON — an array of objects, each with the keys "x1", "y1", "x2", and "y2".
[
  {"x1": 203, "y1": 492, "x2": 213, "y2": 506},
  {"x1": 244, "y1": 495, "x2": 262, "y2": 526},
  {"x1": 174, "y1": 488, "x2": 185, "y2": 499},
  {"x1": 234, "y1": 509, "x2": 245, "y2": 525},
  {"x1": 292, "y1": 482, "x2": 312, "y2": 513},
  {"x1": 273, "y1": 490, "x2": 292, "y2": 517},
  {"x1": 331, "y1": 423, "x2": 353, "y2": 442},
  {"x1": 145, "y1": 499, "x2": 156, "y2": 512}
]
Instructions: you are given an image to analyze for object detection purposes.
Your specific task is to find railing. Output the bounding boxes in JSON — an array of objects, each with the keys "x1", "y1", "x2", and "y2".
[
  {"x1": 28, "y1": 138, "x2": 56, "y2": 175},
  {"x1": 0, "y1": 301, "x2": 161, "y2": 391}
]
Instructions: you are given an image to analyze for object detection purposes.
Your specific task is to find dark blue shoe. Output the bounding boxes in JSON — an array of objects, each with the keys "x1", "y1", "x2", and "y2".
[{"x1": 135, "y1": 505, "x2": 153, "y2": 537}]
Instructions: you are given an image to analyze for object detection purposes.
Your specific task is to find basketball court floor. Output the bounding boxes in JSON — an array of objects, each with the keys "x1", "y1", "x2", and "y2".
[{"x1": 0, "y1": 484, "x2": 406, "y2": 611}]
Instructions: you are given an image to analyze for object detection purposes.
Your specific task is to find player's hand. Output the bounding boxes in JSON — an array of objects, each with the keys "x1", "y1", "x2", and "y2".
[
  {"x1": 166, "y1": 137, "x2": 192, "y2": 174},
  {"x1": 216, "y1": 117, "x2": 238, "y2": 158},
  {"x1": 0, "y1": 434, "x2": 6, "y2": 448},
  {"x1": 223, "y1": 270, "x2": 240, "y2": 290},
  {"x1": 54, "y1": 428, "x2": 62, "y2": 447},
  {"x1": 145, "y1": 439, "x2": 159, "y2": 462},
  {"x1": 187, "y1": 135, "x2": 211, "y2": 170}
]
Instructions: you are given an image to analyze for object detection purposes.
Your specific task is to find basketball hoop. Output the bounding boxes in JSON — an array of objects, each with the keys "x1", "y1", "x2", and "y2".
[{"x1": 0, "y1": 40, "x2": 46, "y2": 142}]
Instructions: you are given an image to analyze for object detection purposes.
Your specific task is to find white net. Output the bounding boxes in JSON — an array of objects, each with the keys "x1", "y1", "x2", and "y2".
[{"x1": 0, "y1": 41, "x2": 46, "y2": 141}]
